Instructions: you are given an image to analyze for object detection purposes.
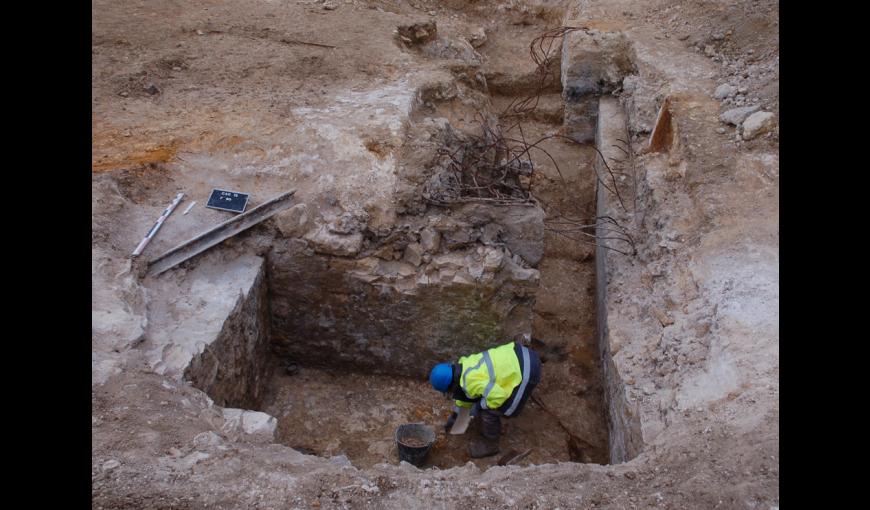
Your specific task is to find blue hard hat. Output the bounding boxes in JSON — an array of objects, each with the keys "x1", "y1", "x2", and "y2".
[{"x1": 429, "y1": 363, "x2": 453, "y2": 392}]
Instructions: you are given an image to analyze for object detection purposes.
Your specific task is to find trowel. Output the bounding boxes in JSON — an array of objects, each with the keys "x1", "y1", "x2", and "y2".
[
  {"x1": 449, "y1": 406, "x2": 473, "y2": 435},
  {"x1": 497, "y1": 448, "x2": 532, "y2": 466}
]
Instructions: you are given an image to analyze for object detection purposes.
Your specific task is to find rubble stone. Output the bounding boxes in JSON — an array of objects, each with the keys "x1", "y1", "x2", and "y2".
[
  {"x1": 275, "y1": 204, "x2": 309, "y2": 238},
  {"x1": 403, "y1": 242, "x2": 423, "y2": 266},
  {"x1": 397, "y1": 21, "x2": 437, "y2": 45},
  {"x1": 741, "y1": 111, "x2": 776, "y2": 140},
  {"x1": 241, "y1": 410, "x2": 278, "y2": 437},
  {"x1": 304, "y1": 226, "x2": 364, "y2": 257},
  {"x1": 719, "y1": 105, "x2": 760, "y2": 126},
  {"x1": 420, "y1": 227, "x2": 440, "y2": 252}
]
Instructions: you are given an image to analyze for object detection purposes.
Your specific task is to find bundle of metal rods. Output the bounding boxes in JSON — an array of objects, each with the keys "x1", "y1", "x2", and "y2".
[
  {"x1": 544, "y1": 214, "x2": 638, "y2": 255},
  {"x1": 424, "y1": 25, "x2": 596, "y2": 205},
  {"x1": 424, "y1": 107, "x2": 582, "y2": 205},
  {"x1": 427, "y1": 111, "x2": 532, "y2": 204}
]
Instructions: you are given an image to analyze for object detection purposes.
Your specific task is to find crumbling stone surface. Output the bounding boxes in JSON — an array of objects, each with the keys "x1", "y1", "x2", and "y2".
[
  {"x1": 397, "y1": 21, "x2": 437, "y2": 46},
  {"x1": 92, "y1": 254, "x2": 147, "y2": 384},
  {"x1": 267, "y1": 238, "x2": 538, "y2": 378},
  {"x1": 593, "y1": 98, "x2": 645, "y2": 461},
  {"x1": 592, "y1": 82, "x2": 777, "y2": 497},
  {"x1": 183, "y1": 255, "x2": 272, "y2": 409},
  {"x1": 328, "y1": 211, "x2": 367, "y2": 235},
  {"x1": 441, "y1": 227, "x2": 477, "y2": 249},
  {"x1": 131, "y1": 252, "x2": 276, "y2": 421},
  {"x1": 561, "y1": 27, "x2": 636, "y2": 102},
  {"x1": 619, "y1": 73, "x2": 663, "y2": 134},
  {"x1": 274, "y1": 203, "x2": 309, "y2": 238},
  {"x1": 558, "y1": 0, "x2": 778, "y2": 501},
  {"x1": 431, "y1": 203, "x2": 546, "y2": 266},
  {"x1": 402, "y1": 242, "x2": 424, "y2": 266},
  {"x1": 221, "y1": 408, "x2": 277, "y2": 441},
  {"x1": 92, "y1": 178, "x2": 150, "y2": 385},
  {"x1": 419, "y1": 226, "x2": 440, "y2": 252},
  {"x1": 560, "y1": 28, "x2": 635, "y2": 142},
  {"x1": 304, "y1": 225, "x2": 364, "y2": 257},
  {"x1": 92, "y1": 0, "x2": 779, "y2": 508}
]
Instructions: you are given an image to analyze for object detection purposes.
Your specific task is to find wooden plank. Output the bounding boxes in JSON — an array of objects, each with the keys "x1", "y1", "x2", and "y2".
[{"x1": 147, "y1": 189, "x2": 296, "y2": 277}]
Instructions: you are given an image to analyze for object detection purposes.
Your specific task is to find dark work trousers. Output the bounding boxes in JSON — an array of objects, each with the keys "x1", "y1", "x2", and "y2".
[{"x1": 480, "y1": 345, "x2": 542, "y2": 441}]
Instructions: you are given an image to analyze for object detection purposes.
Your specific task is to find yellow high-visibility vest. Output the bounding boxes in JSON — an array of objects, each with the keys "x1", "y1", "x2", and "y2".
[{"x1": 454, "y1": 341, "x2": 522, "y2": 411}]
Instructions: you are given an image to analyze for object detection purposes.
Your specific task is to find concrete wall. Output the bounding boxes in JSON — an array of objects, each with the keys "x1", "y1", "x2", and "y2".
[
  {"x1": 558, "y1": 20, "x2": 647, "y2": 462},
  {"x1": 595, "y1": 97, "x2": 644, "y2": 463},
  {"x1": 561, "y1": 26, "x2": 637, "y2": 143}
]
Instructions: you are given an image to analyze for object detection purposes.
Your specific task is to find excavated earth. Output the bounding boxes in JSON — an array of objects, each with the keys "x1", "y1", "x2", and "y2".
[{"x1": 92, "y1": 0, "x2": 779, "y2": 508}]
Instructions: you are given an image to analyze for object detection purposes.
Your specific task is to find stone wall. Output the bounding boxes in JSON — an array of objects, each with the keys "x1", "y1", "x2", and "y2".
[
  {"x1": 266, "y1": 198, "x2": 544, "y2": 378},
  {"x1": 182, "y1": 257, "x2": 273, "y2": 410},
  {"x1": 267, "y1": 231, "x2": 540, "y2": 378},
  {"x1": 561, "y1": 25, "x2": 636, "y2": 143}
]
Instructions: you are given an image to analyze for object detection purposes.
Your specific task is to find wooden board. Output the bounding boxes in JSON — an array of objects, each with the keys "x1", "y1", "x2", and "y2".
[{"x1": 147, "y1": 189, "x2": 296, "y2": 277}]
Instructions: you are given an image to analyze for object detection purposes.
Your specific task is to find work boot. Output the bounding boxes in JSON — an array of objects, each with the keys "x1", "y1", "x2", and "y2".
[{"x1": 468, "y1": 437, "x2": 500, "y2": 458}]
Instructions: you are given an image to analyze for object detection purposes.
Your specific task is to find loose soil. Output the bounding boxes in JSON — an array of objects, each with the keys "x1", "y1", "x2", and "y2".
[{"x1": 399, "y1": 438, "x2": 429, "y2": 448}]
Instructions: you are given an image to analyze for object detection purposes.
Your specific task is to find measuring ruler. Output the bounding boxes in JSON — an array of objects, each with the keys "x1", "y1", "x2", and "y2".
[{"x1": 132, "y1": 192, "x2": 185, "y2": 257}]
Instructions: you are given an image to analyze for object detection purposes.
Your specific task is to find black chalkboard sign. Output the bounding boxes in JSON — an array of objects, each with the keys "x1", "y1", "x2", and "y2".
[{"x1": 206, "y1": 189, "x2": 250, "y2": 213}]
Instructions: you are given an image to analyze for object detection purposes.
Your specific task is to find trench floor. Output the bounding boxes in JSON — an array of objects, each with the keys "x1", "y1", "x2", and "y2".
[{"x1": 262, "y1": 367, "x2": 583, "y2": 469}]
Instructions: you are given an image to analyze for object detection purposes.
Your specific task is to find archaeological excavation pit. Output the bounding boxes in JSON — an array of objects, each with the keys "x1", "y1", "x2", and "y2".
[
  {"x1": 181, "y1": 197, "x2": 610, "y2": 469},
  {"x1": 101, "y1": 7, "x2": 651, "y2": 475},
  {"x1": 94, "y1": 1, "x2": 780, "y2": 506},
  {"x1": 168, "y1": 73, "x2": 623, "y2": 470}
]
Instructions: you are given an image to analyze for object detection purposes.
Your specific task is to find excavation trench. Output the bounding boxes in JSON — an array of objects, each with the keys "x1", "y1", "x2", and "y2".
[
  {"x1": 175, "y1": 12, "x2": 621, "y2": 470},
  {"x1": 178, "y1": 96, "x2": 611, "y2": 470}
]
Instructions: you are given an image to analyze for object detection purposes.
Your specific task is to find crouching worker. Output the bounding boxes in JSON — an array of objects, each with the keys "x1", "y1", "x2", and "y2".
[{"x1": 429, "y1": 340, "x2": 542, "y2": 458}]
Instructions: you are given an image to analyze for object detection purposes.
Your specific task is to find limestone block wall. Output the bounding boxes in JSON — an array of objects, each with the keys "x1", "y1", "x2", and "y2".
[
  {"x1": 267, "y1": 236, "x2": 539, "y2": 378},
  {"x1": 183, "y1": 257, "x2": 273, "y2": 410}
]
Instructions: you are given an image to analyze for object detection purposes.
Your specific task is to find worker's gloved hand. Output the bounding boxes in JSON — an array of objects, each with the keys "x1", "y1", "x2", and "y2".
[{"x1": 444, "y1": 412, "x2": 458, "y2": 433}]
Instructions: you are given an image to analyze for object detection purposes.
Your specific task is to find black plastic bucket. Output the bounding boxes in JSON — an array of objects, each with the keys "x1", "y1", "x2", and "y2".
[{"x1": 395, "y1": 423, "x2": 436, "y2": 466}]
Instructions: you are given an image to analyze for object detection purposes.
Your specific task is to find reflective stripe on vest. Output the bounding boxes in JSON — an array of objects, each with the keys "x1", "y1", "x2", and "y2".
[
  {"x1": 461, "y1": 351, "x2": 496, "y2": 408},
  {"x1": 462, "y1": 355, "x2": 486, "y2": 390},
  {"x1": 479, "y1": 351, "x2": 496, "y2": 409},
  {"x1": 504, "y1": 346, "x2": 531, "y2": 417}
]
